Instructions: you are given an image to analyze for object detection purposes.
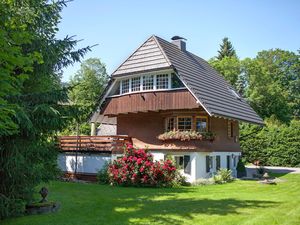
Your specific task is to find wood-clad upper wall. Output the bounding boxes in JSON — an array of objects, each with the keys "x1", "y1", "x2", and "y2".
[{"x1": 101, "y1": 89, "x2": 200, "y2": 116}]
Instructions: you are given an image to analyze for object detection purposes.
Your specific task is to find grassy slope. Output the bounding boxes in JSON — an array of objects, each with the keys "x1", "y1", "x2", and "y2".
[{"x1": 3, "y1": 174, "x2": 300, "y2": 225}]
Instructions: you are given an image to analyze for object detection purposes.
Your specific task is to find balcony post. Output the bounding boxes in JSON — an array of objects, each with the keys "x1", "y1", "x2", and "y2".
[{"x1": 90, "y1": 122, "x2": 96, "y2": 136}]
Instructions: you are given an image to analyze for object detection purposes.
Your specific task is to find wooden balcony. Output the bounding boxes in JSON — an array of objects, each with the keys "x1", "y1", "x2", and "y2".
[{"x1": 58, "y1": 135, "x2": 132, "y2": 154}]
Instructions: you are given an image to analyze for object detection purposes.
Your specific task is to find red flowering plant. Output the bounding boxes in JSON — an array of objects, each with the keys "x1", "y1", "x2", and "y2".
[{"x1": 107, "y1": 144, "x2": 178, "y2": 187}]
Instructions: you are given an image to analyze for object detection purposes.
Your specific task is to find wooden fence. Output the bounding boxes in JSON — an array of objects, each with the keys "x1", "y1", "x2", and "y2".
[{"x1": 58, "y1": 135, "x2": 132, "y2": 154}]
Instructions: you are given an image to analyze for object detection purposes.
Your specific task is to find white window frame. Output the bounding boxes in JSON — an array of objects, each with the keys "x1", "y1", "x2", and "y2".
[
  {"x1": 116, "y1": 70, "x2": 186, "y2": 97},
  {"x1": 156, "y1": 74, "x2": 169, "y2": 90},
  {"x1": 120, "y1": 79, "x2": 130, "y2": 94},
  {"x1": 131, "y1": 76, "x2": 141, "y2": 92},
  {"x1": 142, "y1": 74, "x2": 154, "y2": 91}
]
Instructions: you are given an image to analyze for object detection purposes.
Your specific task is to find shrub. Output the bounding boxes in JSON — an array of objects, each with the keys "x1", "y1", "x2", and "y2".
[
  {"x1": 236, "y1": 160, "x2": 247, "y2": 178},
  {"x1": 107, "y1": 144, "x2": 178, "y2": 187},
  {"x1": 97, "y1": 162, "x2": 110, "y2": 184},
  {"x1": 240, "y1": 119, "x2": 300, "y2": 167},
  {"x1": 213, "y1": 169, "x2": 234, "y2": 184}
]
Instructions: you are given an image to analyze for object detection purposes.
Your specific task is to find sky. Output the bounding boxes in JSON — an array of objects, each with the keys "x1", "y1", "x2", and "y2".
[{"x1": 57, "y1": 0, "x2": 300, "y2": 82}]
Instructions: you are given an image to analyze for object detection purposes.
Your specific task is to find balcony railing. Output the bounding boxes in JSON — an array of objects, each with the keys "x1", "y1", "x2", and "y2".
[{"x1": 58, "y1": 135, "x2": 132, "y2": 154}]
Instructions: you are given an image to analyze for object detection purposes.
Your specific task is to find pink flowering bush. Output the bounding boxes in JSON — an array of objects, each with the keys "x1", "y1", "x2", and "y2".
[{"x1": 107, "y1": 144, "x2": 178, "y2": 187}]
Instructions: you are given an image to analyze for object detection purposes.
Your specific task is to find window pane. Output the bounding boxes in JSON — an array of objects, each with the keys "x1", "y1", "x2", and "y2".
[
  {"x1": 131, "y1": 77, "x2": 140, "y2": 92},
  {"x1": 171, "y1": 73, "x2": 185, "y2": 88},
  {"x1": 177, "y1": 117, "x2": 192, "y2": 131},
  {"x1": 174, "y1": 156, "x2": 184, "y2": 169},
  {"x1": 156, "y1": 74, "x2": 169, "y2": 89},
  {"x1": 142, "y1": 75, "x2": 154, "y2": 90},
  {"x1": 166, "y1": 117, "x2": 175, "y2": 131},
  {"x1": 121, "y1": 79, "x2": 129, "y2": 94},
  {"x1": 195, "y1": 117, "x2": 207, "y2": 132}
]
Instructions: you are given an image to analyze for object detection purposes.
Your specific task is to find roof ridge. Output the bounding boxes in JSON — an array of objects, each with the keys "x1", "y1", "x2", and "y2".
[{"x1": 152, "y1": 35, "x2": 172, "y2": 67}]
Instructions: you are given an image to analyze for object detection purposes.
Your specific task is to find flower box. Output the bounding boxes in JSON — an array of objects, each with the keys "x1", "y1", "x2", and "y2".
[{"x1": 157, "y1": 130, "x2": 214, "y2": 142}]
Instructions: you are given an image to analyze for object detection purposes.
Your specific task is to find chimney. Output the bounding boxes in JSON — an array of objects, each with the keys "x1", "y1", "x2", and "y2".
[{"x1": 171, "y1": 36, "x2": 187, "y2": 51}]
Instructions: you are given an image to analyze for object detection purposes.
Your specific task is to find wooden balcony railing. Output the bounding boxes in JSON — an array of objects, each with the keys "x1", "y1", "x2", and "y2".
[{"x1": 58, "y1": 135, "x2": 132, "y2": 154}]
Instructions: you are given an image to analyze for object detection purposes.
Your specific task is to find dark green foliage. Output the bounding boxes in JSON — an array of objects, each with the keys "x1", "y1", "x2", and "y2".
[
  {"x1": 217, "y1": 37, "x2": 237, "y2": 60},
  {"x1": 209, "y1": 56, "x2": 241, "y2": 88},
  {"x1": 240, "y1": 119, "x2": 300, "y2": 167},
  {"x1": 244, "y1": 49, "x2": 300, "y2": 122},
  {"x1": 0, "y1": 0, "x2": 90, "y2": 219},
  {"x1": 63, "y1": 58, "x2": 109, "y2": 135},
  {"x1": 236, "y1": 160, "x2": 246, "y2": 178},
  {"x1": 97, "y1": 163, "x2": 110, "y2": 184}
]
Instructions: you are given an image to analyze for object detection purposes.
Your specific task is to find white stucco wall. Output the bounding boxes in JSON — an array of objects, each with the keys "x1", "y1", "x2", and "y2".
[
  {"x1": 58, "y1": 153, "x2": 111, "y2": 174},
  {"x1": 151, "y1": 152, "x2": 165, "y2": 162},
  {"x1": 58, "y1": 151, "x2": 240, "y2": 182},
  {"x1": 149, "y1": 151, "x2": 241, "y2": 183}
]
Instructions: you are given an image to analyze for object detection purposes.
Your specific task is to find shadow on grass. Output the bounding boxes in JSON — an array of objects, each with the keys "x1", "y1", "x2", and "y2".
[{"x1": 101, "y1": 186, "x2": 278, "y2": 224}]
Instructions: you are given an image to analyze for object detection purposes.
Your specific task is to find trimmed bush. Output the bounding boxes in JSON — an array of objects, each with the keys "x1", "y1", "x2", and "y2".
[
  {"x1": 236, "y1": 160, "x2": 247, "y2": 178},
  {"x1": 240, "y1": 119, "x2": 300, "y2": 167},
  {"x1": 108, "y1": 144, "x2": 178, "y2": 187}
]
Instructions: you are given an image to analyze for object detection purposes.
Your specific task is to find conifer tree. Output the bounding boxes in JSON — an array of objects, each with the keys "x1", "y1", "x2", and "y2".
[{"x1": 217, "y1": 37, "x2": 237, "y2": 60}]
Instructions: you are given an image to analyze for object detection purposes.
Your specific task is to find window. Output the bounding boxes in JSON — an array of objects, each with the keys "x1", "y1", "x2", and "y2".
[
  {"x1": 165, "y1": 117, "x2": 176, "y2": 131},
  {"x1": 156, "y1": 74, "x2": 169, "y2": 89},
  {"x1": 216, "y1": 155, "x2": 221, "y2": 170},
  {"x1": 174, "y1": 155, "x2": 191, "y2": 174},
  {"x1": 177, "y1": 117, "x2": 192, "y2": 131},
  {"x1": 206, "y1": 156, "x2": 213, "y2": 173},
  {"x1": 131, "y1": 77, "x2": 140, "y2": 92},
  {"x1": 121, "y1": 79, "x2": 129, "y2": 94},
  {"x1": 195, "y1": 116, "x2": 208, "y2": 132},
  {"x1": 171, "y1": 73, "x2": 185, "y2": 88},
  {"x1": 228, "y1": 120, "x2": 234, "y2": 138},
  {"x1": 142, "y1": 75, "x2": 154, "y2": 90},
  {"x1": 174, "y1": 156, "x2": 184, "y2": 169}
]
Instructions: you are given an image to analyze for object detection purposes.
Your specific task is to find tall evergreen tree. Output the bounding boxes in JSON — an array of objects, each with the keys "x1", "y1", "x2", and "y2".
[
  {"x1": 217, "y1": 37, "x2": 237, "y2": 60},
  {"x1": 0, "y1": 0, "x2": 91, "y2": 218}
]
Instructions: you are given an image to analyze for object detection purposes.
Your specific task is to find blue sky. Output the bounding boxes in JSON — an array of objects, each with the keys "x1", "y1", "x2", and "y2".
[{"x1": 57, "y1": 0, "x2": 300, "y2": 82}]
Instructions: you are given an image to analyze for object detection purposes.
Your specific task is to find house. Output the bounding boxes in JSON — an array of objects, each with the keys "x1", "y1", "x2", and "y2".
[{"x1": 58, "y1": 35, "x2": 263, "y2": 182}]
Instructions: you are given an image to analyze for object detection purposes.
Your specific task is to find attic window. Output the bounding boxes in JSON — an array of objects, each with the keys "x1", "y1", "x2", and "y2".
[
  {"x1": 143, "y1": 75, "x2": 154, "y2": 90},
  {"x1": 171, "y1": 73, "x2": 185, "y2": 88},
  {"x1": 131, "y1": 77, "x2": 141, "y2": 92},
  {"x1": 156, "y1": 74, "x2": 169, "y2": 89},
  {"x1": 229, "y1": 88, "x2": 241, "y2": 100},
  {"x1": 121, "y1": 79, "x2": 129, "y2": 94}
]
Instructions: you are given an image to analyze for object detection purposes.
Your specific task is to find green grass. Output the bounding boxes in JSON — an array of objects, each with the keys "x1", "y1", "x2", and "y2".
[{"x1": 3, "y1": 174, "x2": 300, "y2": 225}]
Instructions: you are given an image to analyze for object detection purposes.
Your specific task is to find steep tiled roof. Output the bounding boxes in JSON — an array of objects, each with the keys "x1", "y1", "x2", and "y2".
[
  {"x1": 110, "y1": 35, "x2": 264, "y2": 125},
  {"x1": 112, "y1": 36, "x2": 170, "y2": 76}
]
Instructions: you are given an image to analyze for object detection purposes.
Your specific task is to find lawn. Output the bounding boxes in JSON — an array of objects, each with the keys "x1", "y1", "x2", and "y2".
[{"x1": 3, "y1": 174, "x2": 300, "y2": 225}]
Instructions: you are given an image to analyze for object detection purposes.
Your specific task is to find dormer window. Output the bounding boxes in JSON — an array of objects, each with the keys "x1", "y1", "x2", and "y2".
[
  {"x1": 143, "y1": 75, "x2": 154, "y2": 90},
  {"x1": 131, "y1": 77, "x2": 141, "y2": 92},
  {"x1": 156, "y1": 74, "x2": 169, "y2": 89},
  {"x1": 121, "y1": 79, "x2": 129, "y2": 94},
  {"x1": 117, "y1": 72, "x2": 186, "y2": 96}
]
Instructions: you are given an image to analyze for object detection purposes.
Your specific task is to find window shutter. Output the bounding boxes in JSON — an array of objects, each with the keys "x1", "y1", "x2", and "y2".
[
  {"x1": 184, "y1": 155, "x2": 191, "y2": 174},
  {"x1": 206, "y1": 156, "x2": 210, "y2": 173},
  {"x1": 227, "y1": 155, "x2": 230, "y2": 169},
  {"x1": 216, "y1": 156, "x2": 221, "y2": 170}
]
